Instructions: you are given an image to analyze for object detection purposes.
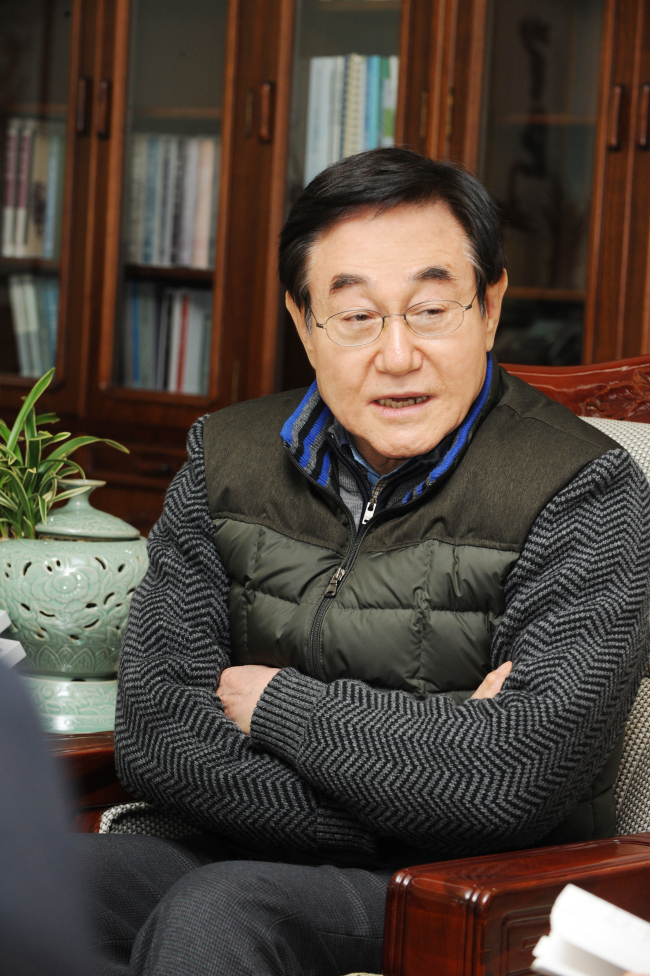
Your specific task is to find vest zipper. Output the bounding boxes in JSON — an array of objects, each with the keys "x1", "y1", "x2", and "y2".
[{"x1": 308, "y1": 480, "x2": 386, "y2": 680}]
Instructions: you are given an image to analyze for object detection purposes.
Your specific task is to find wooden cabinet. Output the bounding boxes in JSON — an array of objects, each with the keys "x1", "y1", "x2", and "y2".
[{"x1": 1, "y1": 0, "x2": 650, "y2": 530}]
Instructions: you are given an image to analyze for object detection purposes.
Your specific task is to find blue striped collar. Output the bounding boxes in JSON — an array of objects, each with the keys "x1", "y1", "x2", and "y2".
[{"x1": 280, "y1": 353, "x2": 495, "y2": 500}]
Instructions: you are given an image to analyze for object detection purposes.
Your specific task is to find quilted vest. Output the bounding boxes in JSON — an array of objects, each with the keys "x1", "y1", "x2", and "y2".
[{"x1": 203, "y1": 362, "x2": 623, "y2": 845}]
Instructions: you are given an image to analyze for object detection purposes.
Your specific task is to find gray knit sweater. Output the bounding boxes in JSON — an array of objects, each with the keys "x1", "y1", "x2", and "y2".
[{"x1": 115, "y1": 418, "x2": 650, "y2": 866}]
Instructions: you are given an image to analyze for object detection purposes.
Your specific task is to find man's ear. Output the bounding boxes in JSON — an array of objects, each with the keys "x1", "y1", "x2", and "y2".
[
  {"x1": 286, "y1": 293, "x2": 317, "y2": 368},
  {"x1": 484, "y1": 269, "x2": 508, "y2": 352}
]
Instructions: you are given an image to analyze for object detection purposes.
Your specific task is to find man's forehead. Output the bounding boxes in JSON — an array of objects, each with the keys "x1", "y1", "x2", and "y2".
[{"x1": 328, "y1": 265, "x2": 456, "y2": 295}]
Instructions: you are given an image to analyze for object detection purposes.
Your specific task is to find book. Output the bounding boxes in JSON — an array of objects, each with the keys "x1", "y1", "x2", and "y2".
[
  {"x1": 25, "y1": 125, "x2": 49, "y2": 256},
  {"x1": 22, "y1": 275, "x2": 44, "y2": 377},
  {"x1": 305, "y1": 58, "x2": 334, "y2": 185},
  {"x1": 120, "y1": 281, "x2": 212, "y2": 393},
  {"x1": 303, "y1": 53, "x2": 399, "y2": 184},
  {"x1": 128, "y1": 134, "x2": 148, "y2": 263},
  {"x1": 137, "y1": 281, "x2": 158, "y2": 390},
  {"x1": 180, "y1": 137, "x2": 200, "y2": 266},
  {"x1": 41, "y1": 277, "x2": 59, "y2": 368},
  {"x1": 193, "y1": 137, "x2": 216, "y2": 268},
  {"x1": 380, "y1": 55, "x2": 399, "y2": 146},
  {"x1": 43, "y1": 130, "x2": 63, "y2": 259},
  {"x1": 14, "y1": 121, "x2": 36, "y2": 257},
  {"x1": 532, "y1": 884, "x2": 650, "y2": 976},
  {"x1": 2, "y1": 118, "x2": 20, "y2": 256},
  {"x1": 8, "y1": 275, "x2": 31, "y2": 376},
  {"x1": 126, "y1": 133, "x2": 219, "y2": 269},
  {"x1": 365, "y1": 56, "x2": 381, "y2": 150},
  {"x1": 183, "y1": 289, "x2": 212, "y2": 393}
]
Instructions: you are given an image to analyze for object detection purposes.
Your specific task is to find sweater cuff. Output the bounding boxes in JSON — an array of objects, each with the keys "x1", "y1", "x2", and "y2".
[{"x1": 250, "y1": 667, "x2": 325, "y2": 765}]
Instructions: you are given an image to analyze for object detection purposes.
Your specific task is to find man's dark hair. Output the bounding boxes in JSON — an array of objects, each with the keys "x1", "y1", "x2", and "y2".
[{"x1": 279, "y1": 147, "x2": 506, "y2": 320}]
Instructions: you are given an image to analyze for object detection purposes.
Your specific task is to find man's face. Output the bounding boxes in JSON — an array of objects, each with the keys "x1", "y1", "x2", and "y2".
[{"x1": 287, "y1": 202, "x2": 507, "y2": 473}]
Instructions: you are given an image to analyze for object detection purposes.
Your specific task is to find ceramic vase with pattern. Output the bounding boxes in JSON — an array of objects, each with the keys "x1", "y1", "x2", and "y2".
[{"x1": 0, "y1": 480, "x2": 148, "y2": 733}]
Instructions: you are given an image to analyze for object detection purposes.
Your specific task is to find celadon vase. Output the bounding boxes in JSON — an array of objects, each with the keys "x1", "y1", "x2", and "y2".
[{"x1": 0, "y1": 480, "x2": 148, "y2": 733}]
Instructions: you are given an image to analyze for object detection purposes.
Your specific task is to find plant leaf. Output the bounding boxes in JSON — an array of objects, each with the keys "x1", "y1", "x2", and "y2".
[
  {"x1": 34, "y1": 412, "x2": 59, "y2": 425},
  {"x1": 5, "y1": 368, "x2": 55, "y2": 454}
]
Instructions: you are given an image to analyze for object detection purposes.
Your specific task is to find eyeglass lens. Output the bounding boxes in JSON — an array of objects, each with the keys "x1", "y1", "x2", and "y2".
[{"x1": 325, "y1": 300, "x2": 467, "y2": 346}]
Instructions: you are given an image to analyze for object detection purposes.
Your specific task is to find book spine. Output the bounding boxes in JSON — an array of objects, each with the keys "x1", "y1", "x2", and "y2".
[
  {"x1": 155, "y1": 136, "x2": 171, "y2": 265},
  {"x1": 207, "y1": 140, "x2": 220, "y2": 269},
  {"x1": 164, "y1": 137, "x2": 180, "y2": 266},
  {"x1": 138, "y1": 282, "x2": 157, "y2": 389},
  {"x1": 199, "y1": 291, "x2": 213, "y2": 395},
  {"x1": 25, "y1": 126, "x2": 48, "y2": 257},
  {"x1": 305, "y1": 58, "x2": 330, "y2": 186},
  {"x1": 170, "y1": 137, "x2": 186, "y2": 266},
  {"x1": 356, "y1": 55, "x2": 367, "y2": 154},
  {"x1": 366, "y1": 56, "x2": 380, "y2": 150},
  {"x1": 182, "y1": 291, "x2": 202, "y2": 394},
  {"x1": 43, "y1": 278, "x2": 59, "y2": 367},
  {"x1": 43, "y1": 129, "x2": 62, "y2": 260},
  {"x1": 131, "y1": 280, "x2": 140, "y2": 387},
  {"x1": 156, "y1": 290, "x2": 174, "y2": 389},
  {"x1": 142, "y1": 136, "x2": 160, "y2": 264},
  {"x1": 22, "y1": 275, "x2": 43, "y2": 377},
  {"x1": 166, "y1": 289, "x2": 182, "y2": 390},
  {"x1": 8, "y1": 275, "x2": 31, "y2": 376},
  {"x1": 380, "y1": 56, "x2": 399, "y2": 147},
  {"x1": 121, "y1": 285, "x2": 134, "y2": 386},
  {"x1": 176, "y1": 290, "x2": 190, "y2": 390},
  {"x1": 192, "y1": 138, "x2": 215, "y2": 268},
  {"x1": 329, "y1": 56, "x2": 345, "y2": 165},
  {"x1": 127, "y1": 134, "x2": 148, "y2": 263},
  {"x1": 342, "y1": 54, "x2": 363, "y2": 158},
  {"x1": 2, "y1": 119, "x2": 20, "y2": 257},
  {"x1": 35, "y1": 277, "x2": 52, "y2": 370},
  {"x1": 180, "y1": 139, "x2": 199, "y2": 267},
  {"x1": 14, "y1": 122, "x2": 35, "y2": 258}
]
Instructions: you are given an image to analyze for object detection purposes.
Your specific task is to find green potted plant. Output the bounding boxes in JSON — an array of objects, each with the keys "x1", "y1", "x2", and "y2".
[{"x1": 0, "y1": 369, "x2": 149, "y2": 733}]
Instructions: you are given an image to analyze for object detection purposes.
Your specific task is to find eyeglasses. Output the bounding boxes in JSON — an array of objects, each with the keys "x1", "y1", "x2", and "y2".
[{"x1": 313, "y1": 294, "x2": 477, "y2": 347}]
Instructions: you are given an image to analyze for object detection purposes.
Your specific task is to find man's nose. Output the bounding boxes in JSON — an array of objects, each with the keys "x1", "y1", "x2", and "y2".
[{"x1": 374, "y1": 315, "x2": 422, "y2": 374}]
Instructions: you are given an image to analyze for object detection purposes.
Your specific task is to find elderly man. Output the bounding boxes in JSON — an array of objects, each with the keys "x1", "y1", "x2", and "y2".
[{"x1": 82, "y1": 148, "x2": 650, "y2": 976}]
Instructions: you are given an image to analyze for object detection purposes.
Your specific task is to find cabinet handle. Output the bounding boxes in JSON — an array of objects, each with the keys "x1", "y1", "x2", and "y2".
[
  {"x1": 638, "y1": 83, "x2": 650, "y2": 148},
  {"x1": 607, "y1": 83, "x2": 623, "y2": 150},
  {"x1": 259, "y1": 81, "x2": 275, "y2": 143},
  {"x1": 76, "y1": 76, "x2": 91, "y2": 135},
  {"x1": 97, "y1": 78, "x2": 111, "y2": 138}
]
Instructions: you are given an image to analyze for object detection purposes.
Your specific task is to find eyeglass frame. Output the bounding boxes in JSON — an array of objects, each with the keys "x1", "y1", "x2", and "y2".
[{"x1": 312, "y1": 292, "x2": 478, "y2": 347}]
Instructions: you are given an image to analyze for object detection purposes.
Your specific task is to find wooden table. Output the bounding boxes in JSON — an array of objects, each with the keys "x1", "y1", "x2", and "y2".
[{"x1": 49, "y1": 732, "x2": 133, "y2": 832}]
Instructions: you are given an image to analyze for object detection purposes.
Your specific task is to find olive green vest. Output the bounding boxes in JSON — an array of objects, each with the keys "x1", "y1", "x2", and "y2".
[{"x1": 203, "y1": 366, "x2": 623, "y2": 846}]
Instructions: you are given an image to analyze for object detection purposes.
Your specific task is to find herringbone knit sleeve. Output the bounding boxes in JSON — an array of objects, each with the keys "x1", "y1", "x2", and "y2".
[
  {"x1": 251, "y1": 449, "x2": 650, "y2": 857},
  {"x1": 114, "y1": 418, "x2": 377, "y2": 861}
]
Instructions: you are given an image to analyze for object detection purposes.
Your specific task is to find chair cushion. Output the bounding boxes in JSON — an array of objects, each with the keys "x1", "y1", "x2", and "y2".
[{"x1": 581, "y1": 416, "x2": 650, "y2": 482}]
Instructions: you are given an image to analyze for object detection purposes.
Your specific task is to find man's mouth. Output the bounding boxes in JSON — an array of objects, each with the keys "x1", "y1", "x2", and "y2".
[{"x1": 375, "y1": 395, "x2": 430, "y2": 409}]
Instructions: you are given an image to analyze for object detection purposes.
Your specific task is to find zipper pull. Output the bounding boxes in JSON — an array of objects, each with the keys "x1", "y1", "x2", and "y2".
[
  {"x1": 324, "y1": 566, "x2": 346, "y2": 597},
  {"x1": 362, "y1": 483, "x2": 382, "y2": 525},
  {"x1": 361, "y1": 498, "x2": 377, "y2": 524}
]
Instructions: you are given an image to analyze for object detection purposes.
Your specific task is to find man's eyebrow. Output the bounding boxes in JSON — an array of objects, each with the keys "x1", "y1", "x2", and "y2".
[
  {"x1": 329, "y1": 273, "x2": 370, "y2": 294},
  {"x1": 412, "y1": 266, "x2": 456, "y2": 283}
]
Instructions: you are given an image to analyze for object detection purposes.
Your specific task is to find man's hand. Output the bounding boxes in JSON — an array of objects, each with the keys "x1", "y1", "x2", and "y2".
[
  {"x1": 217, "y1": 665, "x2": 280, "y2": 735},
  {"x1": 470, "y1": 660, "x2": 513, "y2": 700}
]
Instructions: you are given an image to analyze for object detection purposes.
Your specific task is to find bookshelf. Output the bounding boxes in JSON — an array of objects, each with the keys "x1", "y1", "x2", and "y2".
[{"x1": 0, "y1": 0, "x2": 649, "y2": 530}]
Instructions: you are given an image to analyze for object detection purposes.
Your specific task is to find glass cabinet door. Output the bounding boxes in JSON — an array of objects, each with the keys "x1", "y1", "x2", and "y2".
[
  {"x1": 286, "y1": 0, "x2": 402, "y2": 206},
  {"x1": 0, "y1": 0, "x2": 71, "y2": 379},
  {"x1": 114, "y1": 0, "x2": 227, "y2": 396},
  {"x1": 479, "y1": 0, "x2": 604, "y2": 365}
]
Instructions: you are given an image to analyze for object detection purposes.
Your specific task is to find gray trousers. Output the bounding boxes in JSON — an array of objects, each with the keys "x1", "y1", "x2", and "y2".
[{"x1": 76, "y1": 833, "x2": 391, "y2": 976}]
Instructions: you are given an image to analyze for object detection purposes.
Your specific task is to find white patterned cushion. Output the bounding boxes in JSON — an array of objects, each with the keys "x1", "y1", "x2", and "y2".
[{"x1": 581, "y1": 416, "x2": 650, "y2": 482}]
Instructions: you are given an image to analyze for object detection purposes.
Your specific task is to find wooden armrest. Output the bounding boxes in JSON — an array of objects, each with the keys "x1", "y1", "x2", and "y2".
[
  {"x1": 383, "y1": 833, "x2": 650, "y2": 976},
  {"x1": 48, "y1": 732, "x2": 134, "y2": 832}
]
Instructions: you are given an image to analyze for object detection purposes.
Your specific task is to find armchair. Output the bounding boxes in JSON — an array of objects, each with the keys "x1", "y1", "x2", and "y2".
[{"x1": 51, "y1": 355, "x2": 650, "y2": 976}]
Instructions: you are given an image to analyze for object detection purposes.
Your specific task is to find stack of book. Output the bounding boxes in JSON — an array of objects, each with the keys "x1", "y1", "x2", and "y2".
[
  {"x1": 121, "y1": 281, "x2": 212, "y2": 395},
  {"x1": 2, "y1": 118, "x2": 65, "y2": 259},
  {"x1": 127, "y1": 134, "x2": 220, "y2": 269},
  {"x1": 304, "y1": 54, "x2": 399, "y2": 185},
  {"x1": 7, "y1": 274, "x2": 59, "y2": 376}
]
